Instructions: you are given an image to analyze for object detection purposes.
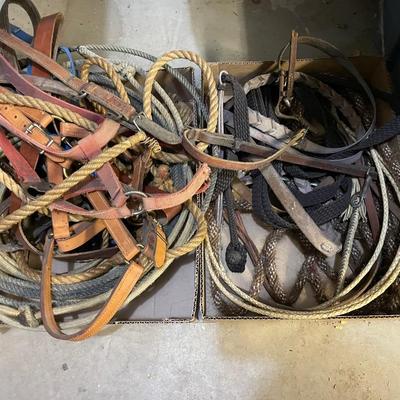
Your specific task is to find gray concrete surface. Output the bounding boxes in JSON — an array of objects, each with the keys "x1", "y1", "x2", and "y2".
[
  {"x1": 1, "y1": 1, "x2": 396, "y2": 399},
  {"x1": 1, "y1": 319, "x2": 399, "y2": 399}
]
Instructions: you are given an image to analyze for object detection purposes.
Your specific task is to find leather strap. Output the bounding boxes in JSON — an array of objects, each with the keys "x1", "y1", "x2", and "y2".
[
  {"x1": 0, "y1": 40, "x2": 180, "y2": 145},
  {"x1": 276, "y1": 34, "x2": 376, "y2": 154},
  {"x1": 49, "y1": 163, "x2": 210, "y2": 217},
  {"x1": 0, "y1": 53, "x2": 105, "y2": 123},
  {"x1": 182, "y1": 129, "x2": 373, "y2": 178},
  {"x1": 41, "y1": 236, "x2": 143, "y2": 341},
  {"x1": 86, "y1": 191, "x2": 139, "y2": 261},
  {"x1": 0, "y1": 102, "x2": 67, "y2": 165},
  {"x1": 31, "y1": 13, "x2": 63, "y2": 77},
  {"x1": 31, "y1": 11, "x2": 69, "y2": 244},
  {"x1": 141, "y1": 163, "x2": 210, "y2": 211},
  {"x1": 0, "y1": 127, "x2": 40, "y2": 183},
  {"x1": 0, "y1": 29, "x2": 136, "y2": 120},
  {"x1": 57, "y1": 220, "x2": 106, "y2": 253},
  {"x1": 0, "y1": 0, "x2": 40, "y2": 67}
]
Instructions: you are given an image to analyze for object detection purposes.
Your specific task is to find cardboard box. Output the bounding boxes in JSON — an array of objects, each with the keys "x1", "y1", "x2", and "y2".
[{"x1": 200, "y1": 56, "x2": 394, "y2": 319}]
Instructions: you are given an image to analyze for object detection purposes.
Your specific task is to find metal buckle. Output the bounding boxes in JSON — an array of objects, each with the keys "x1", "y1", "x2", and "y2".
[
  {"x1": 24, "y1": 122, "x2": 59, "y2": 155},
  {"x1": 24, "y1": 122, "x2": 43, "y2": 135}
]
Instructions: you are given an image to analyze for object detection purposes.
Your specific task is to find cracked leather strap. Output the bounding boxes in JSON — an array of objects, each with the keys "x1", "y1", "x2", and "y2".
[{"x1": 40, "y1": 236, "x2": 144, "y2": 341}]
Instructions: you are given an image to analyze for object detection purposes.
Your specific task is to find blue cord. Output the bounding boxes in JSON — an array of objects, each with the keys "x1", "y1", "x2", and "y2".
[
  {"x1": 58, "y1": 46, "x2": 77, "y2": 76},
  {"x1": 10, "y1": 24, "x2": 33, "y2": 43}
]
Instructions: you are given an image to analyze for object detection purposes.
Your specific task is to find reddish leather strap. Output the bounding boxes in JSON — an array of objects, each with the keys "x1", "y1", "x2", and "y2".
[
  {"x1": 31, "y1": 13, "x2": 63, "y2": 77},
  {"x1": 142, "y1": 163, "x2": 211, "y2": 211},
  {"x1": 0, "y1": 53, "x2": 105, "y2": 124},
  {"x1": 0, "y1": 127, "x2": 40, "y2": 183},
  {"x1": 0, "y1": 29, "x2": 136, "y2": 120}
]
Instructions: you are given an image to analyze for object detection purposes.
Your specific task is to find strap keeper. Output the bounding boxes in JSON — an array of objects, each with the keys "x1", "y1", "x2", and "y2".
[{"x1": 39, "y1": 138, "x2": 55, "y2": 154}]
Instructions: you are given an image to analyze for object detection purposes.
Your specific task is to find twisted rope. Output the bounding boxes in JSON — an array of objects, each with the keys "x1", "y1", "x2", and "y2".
[
  {"x1": 0, "y1": 168, "x2": 28, "y2": 202},
  {"x1": 142, "y1": 50, "x2": 218, "y2": 163},
  {"x1": 0, "y1": 92, "x2": 97, "y2": 131},
  {"x1": 0, "y1": 132, "x2": 146, "y2": 233}
]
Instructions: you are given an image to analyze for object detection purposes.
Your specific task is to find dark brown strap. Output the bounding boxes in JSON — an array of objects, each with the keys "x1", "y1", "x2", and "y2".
[{"x1": 182, "y1": 129, "x2": 373, "y2": 178}]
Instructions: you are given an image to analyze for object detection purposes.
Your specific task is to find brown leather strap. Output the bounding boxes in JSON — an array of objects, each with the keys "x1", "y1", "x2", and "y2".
[
  {"x1": 31, "y1": 14, "x2": 70, "y2": 243},
  {"x1": 60, "y1": 122, "x2": 91, "y2": 139},
  {"x1": 182, "y1": 129, "x2": 373, "y2": 178},
  {"x1": 131, "y1": 149, "x2": 150, "y2": 190},
  {"x1": 50, "y1": 163, "x2": 209, "y2": 217},
  {"x1": 41, "y1": 236, "x2": 143, "y2": 341},
  {"x1": 0, "y1": 112, "x2": 117, "y2": 161},
  {"x1": 31, "y1": 13, "x2": 63, "y2": 77},
  {"x1": 0, "y1": 102, "x2": 66, "y2": 164},
  {"x1": 47, "y1": 158, "x2": 70, "y2": 240},
  {"x1": 0, "y1": 29, "x2": 136, "y2": 120},
  {"x1": 86, "y1": 191, "x2": 139, "y2": 261},
  {"x1": 0, "y1": 53, "x2": 105, "y2": 124},
  {"x1": 57, "y1": 220, "x2": 106, "y2": 253},
  {"x1": 141, "y1": 163, "x2": 210, "y2": 211},
  {"x1": 17, "y1": 106, "x2": 53, "y2": 127},
  {"x1": 0, "y1": 52, "x2": 180, "y2": 144}
]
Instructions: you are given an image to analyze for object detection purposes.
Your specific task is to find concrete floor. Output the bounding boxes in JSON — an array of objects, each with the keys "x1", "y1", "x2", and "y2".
[
  {"x1": 2, "y1": 1, "x2": 397, "y2": 399},
  {"x1": 1, "y1": 319, "x2": 399, "y2": 399}
]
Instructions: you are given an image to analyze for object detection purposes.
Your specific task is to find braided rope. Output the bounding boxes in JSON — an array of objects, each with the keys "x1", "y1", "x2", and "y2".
[
  {"x1": 205, "y1": 150, "x2": 400, "y2": 318},
  {"x1": 0, "y1": 92, "x2": 97, "y2": 131},
  {"x1": 0, "y1": 168, "x2": 28, "y2": 203}
]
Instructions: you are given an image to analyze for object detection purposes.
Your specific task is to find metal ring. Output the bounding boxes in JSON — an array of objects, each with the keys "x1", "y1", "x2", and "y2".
[
  {"x1": 124, "y1": 190, "x2": 149, "y2": 198},
  {"x1": 350, "y1": 193, "x2": 362, "y2": 208},
  {"x1": 125, "y1": 190, "x2": 149, "y2": 217},
  {"x1": 218, "y1": 70, "x2": 229, "y2": 86}
]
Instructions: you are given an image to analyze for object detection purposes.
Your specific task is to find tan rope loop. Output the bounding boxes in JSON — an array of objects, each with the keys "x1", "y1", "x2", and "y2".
[{"x1": 142, "y1": 50, "x2": 218, "y2": 163}]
